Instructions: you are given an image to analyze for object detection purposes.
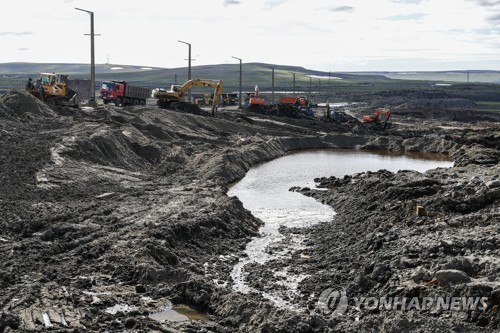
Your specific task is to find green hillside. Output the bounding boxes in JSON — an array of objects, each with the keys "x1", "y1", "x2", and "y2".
[
  {"x1": 0, "y1": 62, "x2": 392, "y2": 93},
  {"x1": 1, "y1": 62, "x2": 499, "y2": 107}
]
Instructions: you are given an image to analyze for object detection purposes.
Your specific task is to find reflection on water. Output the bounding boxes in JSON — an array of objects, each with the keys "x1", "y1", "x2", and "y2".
[
  {"x1": 228, "y1": 149, "x2": 453, "y2": 307},
  {"x1": 149, "y1": 301, "x2": 208, "y2": 322}
]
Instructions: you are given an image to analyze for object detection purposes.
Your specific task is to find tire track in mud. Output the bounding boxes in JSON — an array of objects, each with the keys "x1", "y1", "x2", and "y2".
[{"x1": 1, "y1": 90, "x2": 498, "y2": 332}]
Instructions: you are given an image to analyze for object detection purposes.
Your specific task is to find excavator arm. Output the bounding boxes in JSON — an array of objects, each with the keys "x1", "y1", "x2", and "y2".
[
  {"x1": 154, "y1": 79, "x2": 223, "y2": 115},
  {"x1": 211, "y1": 80, "x2": 224, "y2": 113},
  {"x1": 178, "y1": 79, "x2": 223, "y2": 114}
]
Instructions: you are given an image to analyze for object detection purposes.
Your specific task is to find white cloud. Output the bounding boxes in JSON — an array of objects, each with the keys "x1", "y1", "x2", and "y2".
[{"x1": 0, "y1": 0, "x2": 499, "y2": 71}]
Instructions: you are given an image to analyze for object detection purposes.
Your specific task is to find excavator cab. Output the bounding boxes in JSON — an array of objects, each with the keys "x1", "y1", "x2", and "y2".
[{"x1": 362, "y1": 108, "x2": 391, "y2": 129}]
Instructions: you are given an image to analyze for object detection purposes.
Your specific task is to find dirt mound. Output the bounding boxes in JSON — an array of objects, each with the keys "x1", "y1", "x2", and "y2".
[
  {"x1": 371, "y1": 90, "x2": 476, "y2": 110},
  {"x1": 0, "y1": 92, "x2": 498, "y2": 332},
  {"x1": 393, "y1": 108, "x2": 500, "y2": 122},
  {"x1": 244, "y1": 104, "x2": 303, "y2": 118},
  {"x1": 64, "y1": 125, "x2": 163, "y2": 169},
  {"x1": 0, "y1": 89, "x2": 56, "y2": 120},
  {"x1": 291, "y1": 163, "x2": 500, "y2": 332}
]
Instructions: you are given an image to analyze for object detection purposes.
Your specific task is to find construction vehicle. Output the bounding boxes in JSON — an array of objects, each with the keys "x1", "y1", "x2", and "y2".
[
  {"x1": 153, "y1": 79, "x2": 223, "y2": 115},
  {"x1": 278, "y1": 96, "x2": 309, "y2": 106},
  {"x1": 249, "y1": 85, "x2": 265, "y2": 105},
  {"x1": 99, "y1": 81, "x2": 150, "y2": 106},
  {"x1": 221, "y1": 93, "x2": 238, "y2": 106},
  {"x1": 25, "y1": 73, "x2": 79, "y2": 107},
  {"x1": 362, "y1": 108, "x2": 391, "y2": 128},
  {"x1": 202, "y1": 93, "x2": 214, "y2": 106},
  {"x1": 278, "y1": 96, "x2": 313, "y2": 117}
]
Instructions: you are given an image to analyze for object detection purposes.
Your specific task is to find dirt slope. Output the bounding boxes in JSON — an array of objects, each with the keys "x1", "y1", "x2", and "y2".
[{"x1": 0, "y1": 90, "x2": 498, "y2": 332}]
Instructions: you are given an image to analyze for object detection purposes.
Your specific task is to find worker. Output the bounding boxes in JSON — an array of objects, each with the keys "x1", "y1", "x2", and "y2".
[
  {"x1": 25, "y1": 78, "x2": 33, "y2": 90},
  {"x1": 330, "y1": 106, "x2": 336, "y2": 120}
]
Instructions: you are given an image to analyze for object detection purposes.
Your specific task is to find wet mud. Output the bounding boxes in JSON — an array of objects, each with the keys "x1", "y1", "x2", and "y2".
[{"x1": 0, "y1": 90, "x2": 498, "y2": 332}]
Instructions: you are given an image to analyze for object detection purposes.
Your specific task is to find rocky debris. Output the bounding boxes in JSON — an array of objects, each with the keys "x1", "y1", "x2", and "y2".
[
  {"x1": 0, "y1": 89, "x2": 499, "y2": 332},
  {"x1": 291, "y1": 154, "x2": 499, "y2": 331},
  {"x1": 435, "y1": 269, "x2": 471, "y2": 286}
]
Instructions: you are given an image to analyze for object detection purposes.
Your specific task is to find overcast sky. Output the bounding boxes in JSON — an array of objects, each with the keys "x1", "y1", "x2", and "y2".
[{"x1": 1, "y1": 0, "x2": 500, "y2": 71}]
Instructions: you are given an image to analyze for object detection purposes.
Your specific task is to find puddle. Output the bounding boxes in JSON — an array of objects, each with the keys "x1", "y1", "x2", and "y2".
[
  {"x1": 149, "y1": 301, "x2": 208, "y2": 322},
  {"x1": 105, "y1": 304, "x2": 138, "y2": 315},
  {"x1": 228, "y1": 149, "x2": 453, "y2": 307}
]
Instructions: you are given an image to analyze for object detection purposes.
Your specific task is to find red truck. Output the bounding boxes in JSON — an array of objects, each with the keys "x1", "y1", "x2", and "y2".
[{"x1": 99, "y1": 80, "x2": 151, "y2": 106}]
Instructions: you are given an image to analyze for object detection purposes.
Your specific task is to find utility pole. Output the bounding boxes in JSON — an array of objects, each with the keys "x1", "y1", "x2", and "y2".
[
  {"x1": 317, "y1": 79, "x2": 321, "y2": 104},
  {"x1": 232, "y1": 56, "x2": 242, "y2": 109},
  {"x1": 271, "y1": 67, "x2": 275, "y2": 104},
  {"x1": 329, "y1": 71, "x2": 331, "y2": 85},
  {"x1": 309, "y1": 76, "x2": 312, "y2": 101},
  {"x1": 174, "y1": 73, "x2": 177, "y2": 84},
  {"x1": 266, "y1": 66, "x2": 275, "y2": 104},
  {"x1": 178, "y1": 40, "x2": 192, "y2": 102},
  {"x1": 293, "y1": 73, "x2": 296, "y2": 97},
  {"x1": 467, "y1": 71, "x2": 470, "y2": 83},
  {"x1": 75, "y1": 7, "x2": 99, "y2": 105}
]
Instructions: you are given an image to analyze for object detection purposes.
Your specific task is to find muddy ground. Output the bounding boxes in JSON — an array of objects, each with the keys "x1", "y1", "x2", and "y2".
[{"x1": 0, "y1": 90, "x2": 499, "y2": 332}]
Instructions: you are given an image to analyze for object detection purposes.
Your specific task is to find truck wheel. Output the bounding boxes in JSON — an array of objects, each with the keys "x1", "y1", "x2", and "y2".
[
  {"x1": 140, "y1": 100, "x2": 146, "y2": 106},
  {"x1": 133, "y1": 99, "x2": 139, "y2": 106},
  {"x1": 103, "y1": 99, "x2": 109, "y2": 105},
  {"x1": 116, "y1": 98, "x2": 123, "y2": 106}
]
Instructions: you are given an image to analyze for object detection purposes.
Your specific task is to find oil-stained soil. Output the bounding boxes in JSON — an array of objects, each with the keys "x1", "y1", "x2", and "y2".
[{"x1": 0, "y1": 89, "x2": 499, "y2": 332}]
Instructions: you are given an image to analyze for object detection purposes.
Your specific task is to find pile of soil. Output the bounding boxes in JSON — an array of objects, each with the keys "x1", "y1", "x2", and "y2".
[
  {"x1": 0, "y1": 90, "x2": 56, "y2": 120},
  {"x1": 0, "y1": 89, "x2": 498, "y2": 332}
]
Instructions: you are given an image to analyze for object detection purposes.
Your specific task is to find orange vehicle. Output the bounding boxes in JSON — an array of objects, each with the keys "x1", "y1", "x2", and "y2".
[
  {"x1": 278, "y1": 96, "x2": 310, "y2": 106},
  {"x1": 362, "y1": 108, "x2": 391, "y2": 126},
  {"x1": 249, "y1": 85, "x2": 265, "y2": 105}
]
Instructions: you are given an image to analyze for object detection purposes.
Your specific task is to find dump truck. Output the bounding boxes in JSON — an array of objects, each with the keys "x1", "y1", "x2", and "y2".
[
  {"x1": 99, "y1": 81, "x2": 151, "y2": 106},
  {"x1": 279, "y1": 96, "x2": 310, "y2": 106},
  {"x1": 278, "y1": 96, "x2": 313, "y2": 116},
  {"x1": 25, "y1": 73, "x2": 79, "y2": 107}
]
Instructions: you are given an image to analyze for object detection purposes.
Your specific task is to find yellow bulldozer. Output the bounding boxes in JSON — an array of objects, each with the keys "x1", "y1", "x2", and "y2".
[{"x1": 25, "y1": 73, "x2": 79, "y2": 107}]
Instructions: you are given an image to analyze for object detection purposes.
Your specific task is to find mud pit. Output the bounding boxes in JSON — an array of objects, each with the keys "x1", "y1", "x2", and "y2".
[{"x1": 0, "y1": 90, "x2": 499, "y2": 332}]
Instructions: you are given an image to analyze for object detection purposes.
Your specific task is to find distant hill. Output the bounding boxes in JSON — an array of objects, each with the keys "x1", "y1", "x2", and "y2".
[
  {"x1": 0, "y1": 62, "x2": 164, "y2": 75},
  {"x1": 346, "y1": 70, "x2": 500, "y2": 84},
  {"x1": 0, "y1": 62, "x2": 389, "y2": 91},
  {"x1": 1, "y1": 62, "x2": 499, "y2": 94}
]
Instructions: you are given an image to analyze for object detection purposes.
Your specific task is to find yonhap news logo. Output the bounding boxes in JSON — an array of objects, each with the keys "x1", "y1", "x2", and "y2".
[
  {"x1": 317, "y1": 287, "x2": 348, "y2": 318},
  {"x1": 317, "y1": 287, "x2": 488, "y2": 317}
]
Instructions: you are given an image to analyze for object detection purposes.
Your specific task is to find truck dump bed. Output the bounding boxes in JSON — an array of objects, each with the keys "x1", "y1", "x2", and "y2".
[
  {"x1": 125, "y1": 85, "x2": 151, "y2": 100},
  {"x1": 279, "y1": 97, "x2": 298, "y2": 105}
]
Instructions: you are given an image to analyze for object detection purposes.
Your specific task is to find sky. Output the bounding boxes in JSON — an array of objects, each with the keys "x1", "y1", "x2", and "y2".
[{"x1": 1, "y1": 0, "x2": 500, "y2": 72}]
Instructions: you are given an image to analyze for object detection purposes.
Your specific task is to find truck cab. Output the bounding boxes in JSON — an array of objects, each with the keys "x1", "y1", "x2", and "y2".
[
  {"x1": 99, "y1": 81, "x2": 125, "y2": 104},
  {"x1": 99, "y1": 81, "x2": 116, "y2": 102}
]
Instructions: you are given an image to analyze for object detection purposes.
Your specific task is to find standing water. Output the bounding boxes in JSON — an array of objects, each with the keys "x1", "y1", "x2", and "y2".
[{"x1": 228, "y1": 149, "x2": 453, "y2": 307}]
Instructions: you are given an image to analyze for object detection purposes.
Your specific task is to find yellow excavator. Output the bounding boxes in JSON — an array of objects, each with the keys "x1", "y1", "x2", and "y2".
[
  {"x1": 153, "y1": 79, "x2": 223, "y2": 115},
  {"x1": 25, "y1": 73, "x2": 79, "y2": 107}
]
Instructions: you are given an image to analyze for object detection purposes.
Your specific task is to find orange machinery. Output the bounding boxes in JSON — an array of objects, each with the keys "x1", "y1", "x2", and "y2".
[
  {"x1": 362, "y1": 108, "x2": 391, "y2": 125},
  {"x1": 249, "y1": 85, "x2": 265, "y2": 105}
]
